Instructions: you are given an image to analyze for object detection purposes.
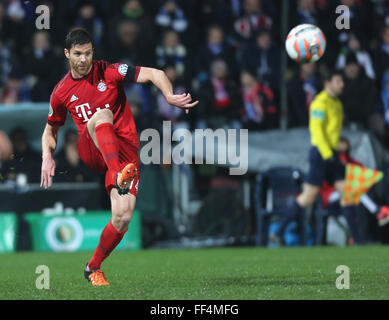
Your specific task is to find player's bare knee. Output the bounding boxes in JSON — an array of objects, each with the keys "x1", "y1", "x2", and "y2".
[
  {"x1": 121, "y1": 214, "x2": 132, "y2": 227},
  {"x1": 113, "y1": 216, "x2": 131, "y2": 231},
  {"x1": 298, "y1": 192, "x2": 316, "y2": 208},
  {"x1": 113, "y1": 208, "x2": 133, "y2": 229},
  {"x1": 95, "y1": 108, "x2": 113, "y2": 119},
  {"x1": 90, "y1": 109, "x2": 113, "y2": 128}
]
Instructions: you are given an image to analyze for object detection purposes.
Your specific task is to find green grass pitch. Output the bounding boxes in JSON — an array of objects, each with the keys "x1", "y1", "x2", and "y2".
[{"x1": 1, "y1": 246, "x2": 388, "y2": 300}]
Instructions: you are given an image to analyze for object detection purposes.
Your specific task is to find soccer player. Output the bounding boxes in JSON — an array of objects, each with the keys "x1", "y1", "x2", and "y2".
[
  {"x1": 40, "y1": 28, "x2": 198, "y2": 286},
  {"x1": 270, "y1": 70, "x2": 363, "y2": 245}
]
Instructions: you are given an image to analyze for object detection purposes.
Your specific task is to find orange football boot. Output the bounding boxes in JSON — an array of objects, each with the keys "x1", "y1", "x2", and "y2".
[
  {"x1": 116, "y1": 163, "x2": 139, "y2": 194},
  {"x1": 86, "y1": 268, "x2": 110, "y2": 286}
]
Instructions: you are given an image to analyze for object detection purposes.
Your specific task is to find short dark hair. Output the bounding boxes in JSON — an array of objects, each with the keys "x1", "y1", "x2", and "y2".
[
  {"x1": 65, "y1": 28, "x2": 93, "y2": 50},
  {"x1": 322, "y1": 68, "x2": 343, "y2": 83}
]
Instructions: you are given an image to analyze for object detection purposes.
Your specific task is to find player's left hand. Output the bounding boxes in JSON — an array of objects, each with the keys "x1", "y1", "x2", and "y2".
[
  {"x1": 166, "y1": 93, "x2": 199, "y2": 114},
  {"x1": 40, "y1": 154, "x2": 56, "y2": 189}
]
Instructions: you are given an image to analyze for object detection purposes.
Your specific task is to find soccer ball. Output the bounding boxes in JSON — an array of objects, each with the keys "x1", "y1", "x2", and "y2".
[{"x1": 285, "y1": 24, "x2": 326, "y2": 63}]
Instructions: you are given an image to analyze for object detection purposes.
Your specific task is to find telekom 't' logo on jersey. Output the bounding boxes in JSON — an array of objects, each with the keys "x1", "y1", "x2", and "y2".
[{"x1": 75, "y1": 103, "x2": 110, "y2": 122}]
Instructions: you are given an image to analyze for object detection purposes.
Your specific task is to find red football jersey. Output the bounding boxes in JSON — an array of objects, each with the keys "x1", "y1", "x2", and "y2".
[{"x1": 47, "y1": 60, "x2": 141, "y2": 150}]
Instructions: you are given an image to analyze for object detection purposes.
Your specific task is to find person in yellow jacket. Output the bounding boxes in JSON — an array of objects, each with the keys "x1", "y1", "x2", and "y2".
[{"x1": 271, "y1": 70, "x2": 362, "y2": 245}]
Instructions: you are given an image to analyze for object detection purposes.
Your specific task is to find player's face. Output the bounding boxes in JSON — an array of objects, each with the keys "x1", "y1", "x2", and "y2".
[
  {"x1": 327, "y1": 75, "x2": 344, "y2": 97},
  {"x1": 64, "y1": 43, "x2": 93, "y2": 78}
]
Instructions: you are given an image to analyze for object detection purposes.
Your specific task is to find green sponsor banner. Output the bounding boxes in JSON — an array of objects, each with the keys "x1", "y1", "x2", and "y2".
[
  {"x1": 0, "y1": 213, "x2": 17, "y2": 253},
  {"x1": 24, "y1": 211, "x2": 141, "y2": 252}
]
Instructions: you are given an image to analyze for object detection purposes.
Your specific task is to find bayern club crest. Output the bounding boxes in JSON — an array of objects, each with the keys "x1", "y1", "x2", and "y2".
[
  {"x1": 118, "y1": 64, "x2": 128, "y2": 76},
  {"x1": 97, "y1": 81, "x2": 107, "y2": 92}
]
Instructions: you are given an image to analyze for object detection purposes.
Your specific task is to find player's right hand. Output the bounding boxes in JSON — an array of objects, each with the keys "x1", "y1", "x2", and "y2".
[
  {"x1": 166, "y1": 93, "x2": 199, "y2": 114},
  {"x1": 41, "y1": 154, "x2": 56, "y2": 189}
]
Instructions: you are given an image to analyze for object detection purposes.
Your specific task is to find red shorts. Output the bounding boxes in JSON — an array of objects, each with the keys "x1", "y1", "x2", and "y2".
[{"x1": 77, "y1": 126, "x2": 140, "y2": 197}]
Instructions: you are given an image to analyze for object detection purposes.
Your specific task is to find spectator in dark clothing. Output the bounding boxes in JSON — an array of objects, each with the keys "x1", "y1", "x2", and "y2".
[
  {"x1": 287, "y1": 62, "x2": 320, "y2": 128},
  {"x1": 373, "y1": 25, "x2": 389, "y2": 86},
  {"x1": 0, "y1": 2, "x2": 6, "y2": 41},
  {"x1": 155, "y1": 0, "x2": 189, "y2": 36},
  {"x1": 340, "y1": 53, "x2": 377, "y2": 130},
  {"x1": 233, "y1": 0, "x2": 273, "y2": 44},
  {"x1": 23, "y1": 30, "x2": 60, "y2": 102},
  {"x1": 109, "y1": 0, "x2": 155, "y2": 53},
  {"x1": 313, "y1": 0, "x2": 373, "y2": 69},
  {"x1": 55, "y1": 130, "x2": 97, "y2": 183},
  {"x1": 109, "y1": 20, "x2": 153, "y2": 66},
  {"x1": 0, "y1": 38, "x2": 12, "y2": 87},
  {"x1": 73, "y1": 1, "x2": 104, "y2": 59},
  {"x1": 0, "y1": 65, "x2": 30, "y2": 104},
  {"x1": 196, "y1": 25, "x2": 237, "y2": 84},
  {"x1": 380, "y1": 71, "x2": 389, "y2": 126},
  {"x1": 374, "y1": 70, "x2": 389, "y2": 149},
  {"x1": 0, "y1": 0, "x2": 32, "y2": 63},
  {"x1": 240, "y1": 69, "x2": 277, "y2": 130},
  {"x1": 39, "y1": 0, "x2": 70, "y2": 55},
  {"x1": 156, "y1": 29, "x2": 188, "y2": 84},
  {"x1": 240, "y1": 29, "x2": 280, "y2": 90},
  {"x1": 328, "y1": 1, "x2": 373, "y2": 52},
  {"x1": 196, "y1": 59, "x2": 241, "y2": 130},
  {"x1": 293, "y1": 0, "x2": 319, "y2": 26},
  {"x1": 1, "y1": 128, "x2": 41, "y2": 184},
  {"x1": 337, "y1": 0, "x2": 373, "y2": 48},
  {"x1": 193, "y1": 0, "x2": 235, "y2": 38},
  {"x1": 336, "y1": 33, "x2": 375, "y2": 80}
]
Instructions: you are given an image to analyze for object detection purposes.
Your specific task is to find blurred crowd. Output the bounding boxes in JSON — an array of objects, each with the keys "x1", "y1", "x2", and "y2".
[{"x1": 1, "y1": 0, "x2": 389, "y2": 184}]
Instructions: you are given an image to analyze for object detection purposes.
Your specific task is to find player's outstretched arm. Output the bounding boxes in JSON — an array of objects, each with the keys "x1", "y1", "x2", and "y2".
[
  {"x1": 135, "y1": 67, "x2": 199, "y2": 114},
  {"x1": 41, "y1": 123, "x2": 59, "y2": 189}
]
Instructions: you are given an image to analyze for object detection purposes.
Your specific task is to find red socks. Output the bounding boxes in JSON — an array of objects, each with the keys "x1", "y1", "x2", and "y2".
[
  {"x1": 95, "y1": 123, "x2": 121, "y2": 173},
  {"x1": 88, "y1": 124, "x2": 127, "y2": 270},
  {"x1": 88, "y1": 220, "x2": 128, "y2": 270}
]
